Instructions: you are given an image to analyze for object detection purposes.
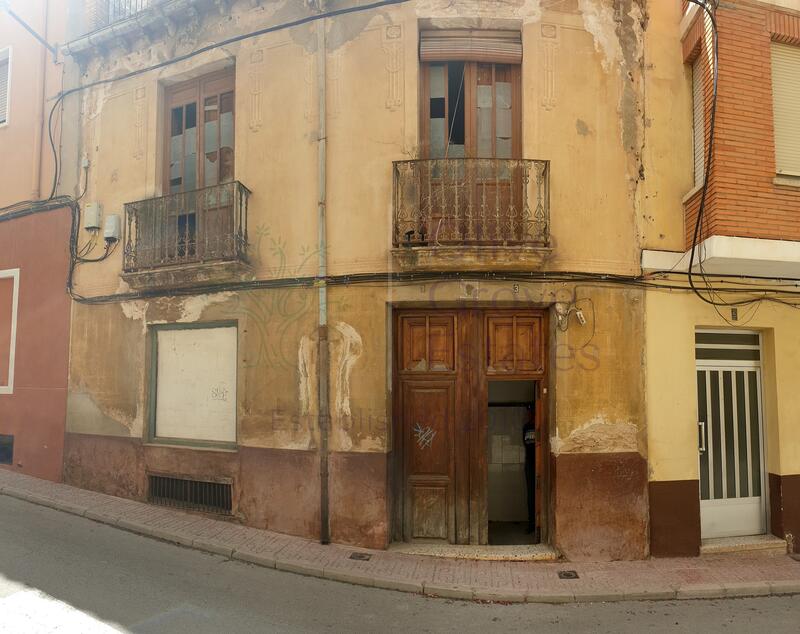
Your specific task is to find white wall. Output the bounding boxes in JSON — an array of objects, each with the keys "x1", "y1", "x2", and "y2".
[{"x1": 155, "y1": 326, "x2": 237, "y2": 443}]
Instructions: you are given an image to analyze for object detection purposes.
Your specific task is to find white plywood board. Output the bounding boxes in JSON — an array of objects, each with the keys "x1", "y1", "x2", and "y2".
[{"x1": 155, "y1": 326, "x2": 237, "y2": 443}]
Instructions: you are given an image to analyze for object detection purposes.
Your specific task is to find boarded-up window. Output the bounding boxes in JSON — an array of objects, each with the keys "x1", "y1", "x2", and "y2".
[
  {"x1": 0, "y1": 269, "x2": 20, "y2": 395},
  {"x1": 771, "y1": 43, "x2": 800, "y2": 176},
  {"x1": 154, "y1": 325, "x2": 237, "y2": 443},
  {"x1": 692, "y1": 56, "x2": 705, "y2": 187},
  {"x1": 0, "y1": 48, "x2": 10, "y2": 125}
]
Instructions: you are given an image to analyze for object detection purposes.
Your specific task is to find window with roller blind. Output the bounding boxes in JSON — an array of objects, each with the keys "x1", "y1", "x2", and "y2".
[
  {"x1": 161, "y1": 69, "x2": 235, "y2": 257},
  {"x1": 0, "y1": 48, "x2": 10, "y2": 126},
  {"x1": 419, "y1": 31, "x2": 522, "y2": 160},
  {"x1": 771, "y1": 43, "x2": 800, "y2": 177},
  {"x1": 692, "y1": 56, "x2": 705, "y2": 188}
]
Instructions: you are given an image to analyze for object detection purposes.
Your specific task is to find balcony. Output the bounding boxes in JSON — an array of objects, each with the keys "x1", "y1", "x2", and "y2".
[
  {"x1": 89, "y1": 0, "x2": 155, "y2": 30},
  {"x1": 392, "y1": 159, "x2": 551, "y2": 271},
  {"x1": 122, "y1": 181, "x2": 250, "y2": 289}
]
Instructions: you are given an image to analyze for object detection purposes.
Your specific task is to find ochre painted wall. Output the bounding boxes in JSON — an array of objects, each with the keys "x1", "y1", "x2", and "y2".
[{"x1": 646, "y1": 287, "x2": 800, "y2": 483}]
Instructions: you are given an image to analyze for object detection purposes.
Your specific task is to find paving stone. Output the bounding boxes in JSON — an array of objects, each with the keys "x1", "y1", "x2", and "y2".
[{"x1": 193, "y1": 538, "x2": 235, "y2": 558}]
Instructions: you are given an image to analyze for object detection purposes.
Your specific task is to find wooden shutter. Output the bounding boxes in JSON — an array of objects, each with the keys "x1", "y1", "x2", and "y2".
[
  {"x1": 692, "y1": 57, "x2": 705, "y2": 187},
  {"x1": 420, "y1": 30, "x2": 522, "y2": 64},
  {"x1": 771, "y1": 43, "x2": 800, "y2": 176},
  {"x1": 0, "y1": 54, "x2": 9, "y2": 125}
]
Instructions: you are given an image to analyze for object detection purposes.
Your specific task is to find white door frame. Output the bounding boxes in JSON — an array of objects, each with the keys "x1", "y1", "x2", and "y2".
[{"x1": 696, "y1": 330, "x2": 768, "y2": 540}]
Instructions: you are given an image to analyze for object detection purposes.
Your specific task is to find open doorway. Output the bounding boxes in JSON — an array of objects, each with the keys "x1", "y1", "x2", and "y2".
[{"x1": 488, "y1": 380, "x2": 539, "y2": 545}]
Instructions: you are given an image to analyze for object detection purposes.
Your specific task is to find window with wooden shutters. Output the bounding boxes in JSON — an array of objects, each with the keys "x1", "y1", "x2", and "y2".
[
  {"x1": 164, "y1": 69, "x2": 235, "y2": 195},
  {"x1": 0, "y1": 48, "x2": 10, "y2": 126},
  {"x1": 771, "y1": 43, "x2": 800, "y2": 177},
  {"x1": 692, "y1": 56, "x2": 705, "y2": 187},
  {"x1": 160, "y1": 69, "x2": 235, "y2": 259},
  {"x1": 419, "y1": 31, "x2": 522, "y2": 160}
]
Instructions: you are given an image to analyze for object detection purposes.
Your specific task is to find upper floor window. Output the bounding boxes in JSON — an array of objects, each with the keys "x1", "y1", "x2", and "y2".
[
  {"x1": 0, "y1": 48, "x2": 10, "y2": 126},
  {"x1": 771, "y1": 42, "x2": 800, "y2": 177},
  {"x1": 419, "y1": 31, "x2": 521, "y2": 160},
  {"x1": 691, "y1": 56, "x2": 705, "y2": 188},
  {"x1": 164, "y1": 69, "x2": 235, "y2": 195}
]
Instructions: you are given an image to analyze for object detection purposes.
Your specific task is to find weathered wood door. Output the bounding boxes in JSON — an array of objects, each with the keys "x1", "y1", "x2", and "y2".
[
  {"x1": 395, "y1": 308, "x2": 547, "y2": 544},
  {"x1": 396, "y1": 312, "x2": 468, "y2": 543}
]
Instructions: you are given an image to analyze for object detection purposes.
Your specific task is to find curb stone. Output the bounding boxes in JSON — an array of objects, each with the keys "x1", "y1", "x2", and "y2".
[
  {"x1": 323, "y1": 568, "x2": 376, "y2": 586},
  {"x1": 675, "y1": 584, "x2": 725, "y2": 600},
  {"x1": 526, "y1": 592, "x2": 573, "y2": 604},
  {"x1": 422, "y1": 583, "x2": 475, "y2": 600},
  {"x1": 194, "y1": 539, "x2": 235, "y2": 557},
  {"x1": 722, "y1": 581, "x2": 772, "y2": 598},
  {"x1": 473, "y1": 589, "x2": 527, "y2": 603},
  {"x1": 769, "y1": 580, "x2": 800, "y2": 595},
  {"x1": 2, "y1": 483, "x2": 800, "y2": 605},
  {"x1": 622, "y1": 589, "x2": 678, "y2": 601},
  {"x1": 275, "y1": 559, "x2": 324, "y2": 578},
  {"x1": 232, "y1": 550, "x2": 278, "y2": 569},
  {"x1": 371, "y1": 577, "x2": 424, "y2": 594}
]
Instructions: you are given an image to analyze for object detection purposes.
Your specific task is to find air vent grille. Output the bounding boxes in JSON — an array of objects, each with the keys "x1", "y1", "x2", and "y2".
[{"x1": 148, "y1": 474, "x2": 232, "y2": 514}]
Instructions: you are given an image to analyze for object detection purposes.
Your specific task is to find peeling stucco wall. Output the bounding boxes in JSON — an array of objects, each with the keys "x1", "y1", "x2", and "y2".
[
  {"x1": 415, "y1": 0, "x2": 543, "y2": 22},
  {"x1": 551, "y1": 417, "x2": 639, "y2": 455}
]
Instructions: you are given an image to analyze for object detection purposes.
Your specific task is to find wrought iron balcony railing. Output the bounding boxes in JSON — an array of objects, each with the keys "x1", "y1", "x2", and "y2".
[
  {"x1": 393, "y1": 158, "x2": 549, "y2": 248},
  {"x1": 89, "y1": 0, "x2": 155, "y2": 30},
  {"x1": 123, "y1": 181, "x2": 250, "y2": 272}
]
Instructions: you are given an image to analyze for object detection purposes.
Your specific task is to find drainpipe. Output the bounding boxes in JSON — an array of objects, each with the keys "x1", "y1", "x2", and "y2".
[
  {"x1": 316, "y1": 11, "x2": 330, "y2": 545},
  {"x1": 31, "y1": 0, "x2": 49, "y2": 199}
]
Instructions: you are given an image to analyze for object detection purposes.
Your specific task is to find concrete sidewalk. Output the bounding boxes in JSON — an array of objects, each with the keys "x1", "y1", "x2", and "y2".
[{"x1": 1, "y1": 470, "x2": 798, "y2": 604}]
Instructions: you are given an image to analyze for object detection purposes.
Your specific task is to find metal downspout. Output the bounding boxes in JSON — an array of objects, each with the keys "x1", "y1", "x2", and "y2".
[
  {"x1": 31, "y1": 0, "x2": 49, "y2": 199},
  {"x1": 316, "y1": 13, "x2": 330, "y2": 545}
]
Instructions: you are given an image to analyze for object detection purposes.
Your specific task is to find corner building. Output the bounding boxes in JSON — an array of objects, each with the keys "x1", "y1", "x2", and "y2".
[{"x1": 60, "y1": 0, "x2": 800, "y2": 560}]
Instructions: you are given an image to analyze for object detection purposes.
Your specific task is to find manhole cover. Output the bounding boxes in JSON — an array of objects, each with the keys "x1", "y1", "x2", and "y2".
[
  {"x1": 558, "y1": 570, "x2": 579, "y2": 579},
  {"x1": 349, "y1": 552, "x2": 372, "y2": 561}
]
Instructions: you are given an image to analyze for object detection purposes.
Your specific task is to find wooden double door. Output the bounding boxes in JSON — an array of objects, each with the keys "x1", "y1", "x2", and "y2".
[{"x1": 393, "y1": 308, "x2": 547, "y2": 545}]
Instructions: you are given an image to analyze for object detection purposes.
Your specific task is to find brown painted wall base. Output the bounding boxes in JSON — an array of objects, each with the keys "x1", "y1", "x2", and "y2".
[
  {"x1": 769, "y1": 472, "x2": 800, "y2": 553},
  {"x1": 552, "y1": 452, "x2": 649, "y2": 561},
  {"x1": 62, "y1": 433, "x2": 389, "y2": 547},
  {"x1": 649, "y1": 480, "x2": 700, "y2": 557},
  {"x1": 330, "y1": 451, "x2": 389, "y2": 549}
]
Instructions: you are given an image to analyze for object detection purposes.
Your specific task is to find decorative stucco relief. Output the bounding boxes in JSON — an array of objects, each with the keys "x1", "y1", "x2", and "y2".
[{"x1": 382, "y1": 24, "x2": 404, "y2": 111}]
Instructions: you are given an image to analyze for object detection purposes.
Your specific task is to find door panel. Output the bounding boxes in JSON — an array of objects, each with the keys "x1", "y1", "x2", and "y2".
[
  {"x1": 486, "y1": 313, "x2": 544, "y2": 375},
  {"x1": 402, "y1": 380, "x2": 456, "y2": 542},
  {"x1": 698, "y1": 367, "x2": 765, "y2": 538},
  {"x1": 400, "y1": 314, "x2": 456, "y2": 372}
]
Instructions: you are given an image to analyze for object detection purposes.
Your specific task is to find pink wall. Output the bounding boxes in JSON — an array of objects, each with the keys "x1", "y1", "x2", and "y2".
[{"x1": 0, "y1": 207, "x2": 72, "y2": 481}]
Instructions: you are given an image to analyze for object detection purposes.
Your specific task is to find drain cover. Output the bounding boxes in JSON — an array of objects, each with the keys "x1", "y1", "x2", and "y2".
[
  {"x1": 558, "y1": 570, "x2": 579, "y2": 579},
  {"x1": 349, "y1": 552, "x2": 372, "y2": 561}
]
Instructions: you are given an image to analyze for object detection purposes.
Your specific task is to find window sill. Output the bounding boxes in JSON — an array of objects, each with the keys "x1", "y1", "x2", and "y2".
[
  {"x1": 681, "y1": 182, "x2": 704, "y2": 204},
  {"x1": 773, "y1": 174, "x2": 800, "y2": 189}
]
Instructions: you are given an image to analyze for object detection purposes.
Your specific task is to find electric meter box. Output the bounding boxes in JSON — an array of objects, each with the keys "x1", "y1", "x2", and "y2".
[
  {"x1": 83, "y1": 203, "x2": 102, "y2": 230},
  {"x1": 104, "y1": 214, "x2": 122, "y2": 243}
]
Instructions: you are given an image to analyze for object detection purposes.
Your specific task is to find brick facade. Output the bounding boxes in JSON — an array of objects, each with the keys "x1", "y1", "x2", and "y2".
[{"x1": 682, "y1": 0, "x2": 800, "y2": 249}]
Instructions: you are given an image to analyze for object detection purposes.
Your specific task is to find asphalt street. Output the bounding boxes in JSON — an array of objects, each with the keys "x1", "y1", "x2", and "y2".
[{"x1": 0, "y1": 495, "x2": 797, "y2": 633}]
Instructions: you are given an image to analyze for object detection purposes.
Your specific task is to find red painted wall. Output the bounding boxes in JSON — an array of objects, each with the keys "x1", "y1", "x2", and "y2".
[{"x1": 0, "y1": 207, "x2": 72, "y2": 481}]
